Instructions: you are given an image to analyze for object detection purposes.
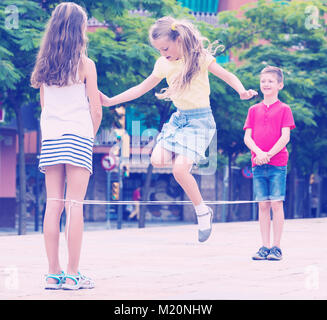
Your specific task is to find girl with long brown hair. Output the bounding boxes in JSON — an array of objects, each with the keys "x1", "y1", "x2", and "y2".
[
  {"x1": 31, "y1": 2, "x2": 102, "y2": 290},
  {"x1": 101, "y1": 16, "x2": 257, "y2": 242}
]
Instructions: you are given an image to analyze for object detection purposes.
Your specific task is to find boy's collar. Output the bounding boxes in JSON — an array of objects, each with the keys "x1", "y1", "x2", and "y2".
[{"x1": 262, "y1": 99, "x2": 280, "y2": 108}]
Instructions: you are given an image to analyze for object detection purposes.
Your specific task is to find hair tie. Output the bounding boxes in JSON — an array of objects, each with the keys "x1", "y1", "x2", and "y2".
[{"x1": 171, "y1": 22, "x2": 177, "y2": 31}]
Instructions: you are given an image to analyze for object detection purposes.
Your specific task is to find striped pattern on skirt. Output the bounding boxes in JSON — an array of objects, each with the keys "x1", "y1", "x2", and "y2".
[{"x1": 39, "y1": 134, "x2": 94, "y2": 174}]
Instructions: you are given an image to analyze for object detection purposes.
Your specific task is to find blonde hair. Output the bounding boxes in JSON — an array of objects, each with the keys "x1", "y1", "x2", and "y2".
[
  {"x1": 149, "y1": 16, "x2": 222, "y2": 100},
  {"x1": 260, "y1": 66, "x2": 284, "y2": 83},
  {"x1": 31, "y1": 2, "x2": 88, "y2": 88}
]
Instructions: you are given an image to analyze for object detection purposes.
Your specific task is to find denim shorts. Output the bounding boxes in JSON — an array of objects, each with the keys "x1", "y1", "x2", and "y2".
[
  {"x1": 252, "y1": 164, "x2": 287, "y2": 201},
  {"x1": 156, "y1": 107, "x2": 216, "y2": 164}
]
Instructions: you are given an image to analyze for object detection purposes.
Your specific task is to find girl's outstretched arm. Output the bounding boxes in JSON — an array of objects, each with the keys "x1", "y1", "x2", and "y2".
[
  {"x1": 100, "y1": 74, "x2": 162, "y2": 107},
  {"x1": 208, "y1": 61, "x2": 257, "y2": 100}
]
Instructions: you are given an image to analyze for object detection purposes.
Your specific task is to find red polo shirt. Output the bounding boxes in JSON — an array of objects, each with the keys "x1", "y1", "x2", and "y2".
[{"x1": 243, "y1": 100, "x2": 295, "y2": 167}]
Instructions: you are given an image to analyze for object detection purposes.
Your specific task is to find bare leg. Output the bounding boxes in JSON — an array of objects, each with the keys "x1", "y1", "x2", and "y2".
[
  {"x1": 151, "y1": 146, "x2": 204, "y2": 204},
  {"x1": 64, "y1": 164, "x2": 90, "y2": 280},
  {"x1": 43, "y1": 165, "x2": 65, "y2": 282},
  {"x1": 172, "y1": 154, "x2": 202, "y2": 206},
  {"x1": 150, "y1": 145, "x2": 174, "y2": 168},
  {"x1": 258, "y1": 201, "x2": 272, "y2": 248},
  {"x1": 152, "y1": 146, "x2": 212, "y2": 235},
  {"x1": 172, "y1": 154, "x2": 212, "y2": 237},
  {"x1": 271, "y1": 201, "x2": 284, "y2": 248},
  {"x1": 129, "y1": 203, "x2": 140, "y2": 220},
  {"x1": 151, "y1": 146, "x2": 203, "y2": 205}
]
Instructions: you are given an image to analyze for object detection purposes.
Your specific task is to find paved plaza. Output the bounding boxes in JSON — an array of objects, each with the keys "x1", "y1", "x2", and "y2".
[{"x1": 0, "y1": 218, "x2": 326, "y2": 300}]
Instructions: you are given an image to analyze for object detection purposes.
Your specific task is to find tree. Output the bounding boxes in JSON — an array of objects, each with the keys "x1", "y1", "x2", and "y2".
[
  {"x1": 190, "y1": 0, "x2": 326, "y2": 220},
  {"x1": 3, "y1": 0, "x2": 325, "y2": 230},
  {"x1": 88, "y1": 0, "x2": 325, "y2": 222},
  {"x1": 229, "y1": 0, "x2": 326, "y2": 218},
  {"x1": 0, "y1": 0, "x2": 47, "y2": 234}
]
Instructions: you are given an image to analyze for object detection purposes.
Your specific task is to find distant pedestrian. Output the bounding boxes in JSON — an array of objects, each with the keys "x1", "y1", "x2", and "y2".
[
  {"x1": 100, "y1": 16, "x2": 257, "y2": 242},
  {"x1": 31, "y1": 2, "x2": 102, "y2": 289},
  {"x1": 243, "y1": 66, "x2": 295, "y2": 260},
  {"x1": 129, "y1": 187, "x2": 141, "y2": 220}
]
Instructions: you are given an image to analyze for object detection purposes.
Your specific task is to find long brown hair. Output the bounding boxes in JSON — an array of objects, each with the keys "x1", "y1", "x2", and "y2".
[
  {"x1": 149, "y1": 16, "x2": 222, "y2": 100},
  {"x1": 31, "y1": 2, "x2": 88, "y2": 88}
]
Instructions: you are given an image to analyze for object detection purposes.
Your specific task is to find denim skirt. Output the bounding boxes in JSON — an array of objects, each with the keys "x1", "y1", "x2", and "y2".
[{"x1": 156, "y1": 107, "x2": 216, "y2": 163}]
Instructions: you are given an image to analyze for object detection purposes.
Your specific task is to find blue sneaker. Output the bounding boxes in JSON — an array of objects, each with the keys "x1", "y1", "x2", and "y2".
[
  {"x1": 267, "y1": 246, "x2": 283, "y2": 260},
  {"x1": 252, "y1": 246, "x2": 270, "y2": 260}
]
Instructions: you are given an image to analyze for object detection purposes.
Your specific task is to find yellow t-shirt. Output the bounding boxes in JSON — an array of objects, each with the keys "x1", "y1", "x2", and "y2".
[{"x1": 152, "y1": 53, "x2": 215, "y2": 110}]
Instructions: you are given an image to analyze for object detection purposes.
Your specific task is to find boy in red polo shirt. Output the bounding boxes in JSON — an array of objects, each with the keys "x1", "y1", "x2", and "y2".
[{"x1": 243, "y1": 66, "x2": 295, "y2": 260}]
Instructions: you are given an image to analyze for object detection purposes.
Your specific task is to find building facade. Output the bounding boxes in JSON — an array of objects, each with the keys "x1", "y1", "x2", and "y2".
[{"x1": 0, "y1": 127, "x2": 17, "y2": 227}]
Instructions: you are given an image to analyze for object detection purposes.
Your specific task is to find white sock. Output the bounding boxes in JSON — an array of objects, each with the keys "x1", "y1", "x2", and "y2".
[{"x1": 195, "y1": 202, "x2": 211, "y2": 230}]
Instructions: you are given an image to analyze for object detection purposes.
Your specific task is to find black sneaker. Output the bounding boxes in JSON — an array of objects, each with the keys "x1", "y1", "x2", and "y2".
[
  {"x1": 252, "y1": 246, "x2": 270, "y2": 260},
  {"x1": 267, "y1": 246, "x2": 283, "y2": 261}
]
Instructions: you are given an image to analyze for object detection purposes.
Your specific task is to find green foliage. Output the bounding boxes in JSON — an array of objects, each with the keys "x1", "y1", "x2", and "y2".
[
  {"x1": 233, "y1": 0, "x2": 326, "y2": 175},
  {"x1": 86, "y1": 0, "x2": 193, "y2": 130},
  {"x1": 0, "y1": 0, "x2": 46, "y2": 108},
  {"x1": 235, "y1": 152, "x2": 252, "y2": 168}
]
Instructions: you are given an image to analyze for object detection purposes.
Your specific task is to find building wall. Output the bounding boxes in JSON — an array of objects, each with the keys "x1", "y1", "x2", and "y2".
[
  {"x1": 218, "y1": 0, "x2": 257, "y2": 12},
  {"x1": 0, "y1": 128, "x2": 16, "y2": 198},
  {"x1": 0, "y1": 128, "x2": 17, "y2": 227}
]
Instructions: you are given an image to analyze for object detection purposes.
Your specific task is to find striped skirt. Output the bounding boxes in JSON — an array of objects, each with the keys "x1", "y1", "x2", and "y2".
[{"x1": 39, "y1": 134, "x2": 94, "y2": 174}]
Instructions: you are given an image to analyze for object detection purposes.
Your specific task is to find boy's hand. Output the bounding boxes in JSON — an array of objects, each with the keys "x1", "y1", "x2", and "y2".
[
  {"x1": 254, "y1": 151, "x2": 270, "y2": 165},
  {"x1": 254, "y1": 157, "x2": 269, "y2": 165},
  {"x1": 99, "y1": 90, "x2": 115, "y2": 107},
  {"x1": 239, "y1": 89, "x2": 258, "y2": 100}
]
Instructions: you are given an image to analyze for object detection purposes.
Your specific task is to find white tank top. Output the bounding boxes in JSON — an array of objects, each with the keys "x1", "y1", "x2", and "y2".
[{"x1": 40, "y1": 64, "x2": 94, "y2": 141}]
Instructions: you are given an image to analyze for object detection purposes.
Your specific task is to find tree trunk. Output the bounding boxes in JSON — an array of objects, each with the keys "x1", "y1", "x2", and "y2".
[
  {"x1": 287, "y1": 143, "x2": 297, "y2": 219},
  {"x1": 226, "y1": 153, "x2": 233, "y2": 222},
  {"x1": 138, "y1": 164, "x2": 153, "y2": 228},
  {"x1": 303, "y1": 173, "x2": 311, "y2": 218},
  {"x1": 317, "y1": 165, "x2": 322, "y2": 218},
  {"x1": 15, "y1": 104, "x2": 27, "y2": 235}
]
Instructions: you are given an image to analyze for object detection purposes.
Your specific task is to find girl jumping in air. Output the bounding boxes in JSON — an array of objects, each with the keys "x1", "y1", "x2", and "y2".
[
  {"x1": 101, "y1": 16, "x2": 257, "y2": 242},
  {"x1": 31, "y1": 2, "x2": 102, "y2": 289}
]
